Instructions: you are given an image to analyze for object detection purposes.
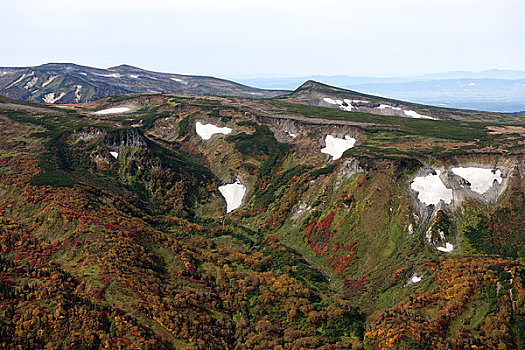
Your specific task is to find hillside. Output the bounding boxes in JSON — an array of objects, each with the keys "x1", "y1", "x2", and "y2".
[
  {"x1": 1, "y1": 91, "x2": 525, "y2": 349},
  {"x1": 284, "y1": 80, "x2": 525, "y2": 123},
  {"x1": 0, "y1": 63, "x2": 287, "y2": 104}
]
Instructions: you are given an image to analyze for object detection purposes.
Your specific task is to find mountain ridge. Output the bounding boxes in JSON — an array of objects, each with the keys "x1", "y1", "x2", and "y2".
[{"x1": 0, "y1": 63, "x2": 289, "y2": 104}]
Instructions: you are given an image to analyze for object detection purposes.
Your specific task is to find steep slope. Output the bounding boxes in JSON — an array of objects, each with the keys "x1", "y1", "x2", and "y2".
[
  {"x1": 1, "y1": 93, "x2": 525, "y2": 349},
  {"x1": 0, "y1": 63, "x2": 287, "y2": 104}
]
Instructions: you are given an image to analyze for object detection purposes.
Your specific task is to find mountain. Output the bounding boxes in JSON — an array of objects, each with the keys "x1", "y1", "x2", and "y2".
[
  {"x1": 0, "y1": 63, "x2": 288, "y2": 104},
  {"x1": 282, "y1": 80, "x2": 525, "y2": 123},
  {"x1": 233, "y1": 70, "x2": 525, "y2": 113},
  {"x1": 1, "y1": 78, "x2": 525, "y2": 349}
]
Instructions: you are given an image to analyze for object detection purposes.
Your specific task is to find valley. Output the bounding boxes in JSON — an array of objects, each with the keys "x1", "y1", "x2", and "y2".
[{"x1": 0, "y1": 81, "x2": 525, "y2": 349}]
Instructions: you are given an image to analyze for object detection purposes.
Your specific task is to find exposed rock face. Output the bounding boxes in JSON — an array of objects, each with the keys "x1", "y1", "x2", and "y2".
[
  {"x1": 338, "y1": 158, "x2": 363, "y2": 179},
  {"x1": 104, "y1": 129, "x2": 146, "y2": 148},
  {"x1": 410, "y1": 162, "x2": 514, "y2": 222},
  {"x1": 70, "y1": 128, "x2": 104, "y2": 143}
]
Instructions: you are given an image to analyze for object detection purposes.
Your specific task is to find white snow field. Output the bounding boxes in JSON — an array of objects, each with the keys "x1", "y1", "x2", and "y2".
[
  {"x1": 110, "y1": 152, "x2": 119, "y2": 159},
  {"x1": 321, "y1": 135, "x2": 356, "y2": 160},
  {"x1": 195, "y1": 122, "x2": 232, "y2": 140},
  {"x1": 451, "y1": 167, "x2": 502, "y2": 194},
  {"x1": 25, "y1": 77, "x2": 38, "y2": 89},
  {"x1": 403, "y1": 110, "x2": 436, "y2": 120},
  {"x1": 100, "y1": 73, "x2": 120, "y2": 78},
  {"x1": 437, "y1": 242, "x2": 454, "y2": 253},
  {"x1": 42, "y1": 75, "x2": 58, "y2": 87},
  {"x1": 43, "y1": 92, "x2": 66, "y2": 104},
  {"x1": 324, "y1": 97, "x2": 436, "y2": 119},
  {"x1": 171, "y1": 77, "x2": 189, "y2": 85},
  {"x1": 219, "y1": 180, "x2": 246, "y2": 213},
  {"x1": 323, "y1": 97, "x2": 353, "y2": 111},
  {"x1": 378, "y1": 104, "x2": 400, "y2": 111},
  {"x1": 340, "y1": 104, "x2": 353, "y2": 111},
  {"x1": 411, "y1": 275, "x2": 422, "y2": 283},
  {"x1": 93, "y1": 107, "x2": 131, "y2": 115},
  {"x1": 411, "y1": 170, "x2": 453, "y2": 206},
  {"x1": 74, "y1": 85, "x2": 82, "y2": 102}
]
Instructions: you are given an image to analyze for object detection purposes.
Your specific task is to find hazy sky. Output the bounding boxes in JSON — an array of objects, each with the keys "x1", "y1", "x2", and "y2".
[{"x1": 2, "y1": 0, "x2": 524, "y2": 77}]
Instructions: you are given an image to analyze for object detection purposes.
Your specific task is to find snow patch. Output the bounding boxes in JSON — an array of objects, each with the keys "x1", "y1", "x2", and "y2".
[
  {"x1": 411, "y1": 275, "x2": 422, "y2": 283},
  {"x1": 378, "y1": 104, "x2": 401, "y2": 111},
  {"x1": 110, "y1": 151, "x2": 119, "y2": 159},
  {"x1": 74, "y1": 85, "x2": 82, "y2": 102},
  {"x1": 99, "y1": 73, "x2": 120, "y2": 78},
  {"x1": 323, "y1": 97, "x2": 355, "y2": 111},
  {"x1": 219, "y1": 180, "x2": 246, "y2": 213},
  {"x1": 296, "y1": 204, "x2": 310, "y2": 214},
  {"x1": 129, "y1": 74, "x2": 139, "y2": 79},
  {"x1": 321, "y1": 135, "x2": 356, "y2": 160},
  {"x1": 43, "y1": 92, "x2": 66, "y2": 104},
  {"x1": 171, "y1": 77, "x2": 189, "y2": 85},
  {"x1": 451, "y1": 167, "x2": 502, "y2": 194},
  {"x1": 437, "y1": 242, "x2": 454, "y2": 253},
  {"x1": 24, "y1": 77, "x2": 38, "y2": 89},
  {"x1": 411, "y1": 170, "x2": 453, "y2": 206},
  {"x1": 42, "y1": 76, "x2": 58, "y2": 87},
  {"x1": 195, "y1": 122, "x2": 232, "y2": 140},
  {"x1": 403, "y1": 110, "x2": 436, "y2": 120},
  {"x1": 340, "y1": 102, "x2": 353, "y2": 111},
  {"x1": 7, "y1": 73, "x2": 33, "y2": 89},
  {"x1": 93, "y1": 107, "x2": 131, "y2": 115},
  {"x1": 340, "y1": 99, "x2": 355, "y2": 111}
]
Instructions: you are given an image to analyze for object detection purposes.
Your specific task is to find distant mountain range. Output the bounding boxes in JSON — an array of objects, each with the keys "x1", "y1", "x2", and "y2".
[
  {"x1": 232, "y1": 70, "x2": 525, "y2": 113},
  {"x1": 1, "y1": 64, "x2": 524, "y2": 113},
  {"x1": 0, "y1": 63, "x2": 287, "y2": 104}
]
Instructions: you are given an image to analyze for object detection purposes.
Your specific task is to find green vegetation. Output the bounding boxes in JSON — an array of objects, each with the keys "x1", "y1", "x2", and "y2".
[
  {"x1": 226, "y1": 123, "x2": 290, "y2": 177},
  {"x1": 2, "y1": 91, "x2": 525, "y2": 350},
  {"x1": 30, "y1": 153, "x2": 77, "y2": 187},
  {"x1": 310, "y1": 163, "x2": 337, "y2": 178}
]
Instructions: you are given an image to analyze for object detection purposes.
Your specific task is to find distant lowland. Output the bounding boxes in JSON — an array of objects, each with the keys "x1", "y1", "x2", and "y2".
[{"x1": 231, "y1": 69, "x2": 525, "y2": 113}]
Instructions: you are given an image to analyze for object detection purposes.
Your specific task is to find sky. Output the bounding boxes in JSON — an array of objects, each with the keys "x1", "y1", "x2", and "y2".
[{"x1": 2, "y1": 0, "x2": 525, "y2": 78}]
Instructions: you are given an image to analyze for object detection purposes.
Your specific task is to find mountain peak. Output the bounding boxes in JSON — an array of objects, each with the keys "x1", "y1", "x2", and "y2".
[
  {"x1": 108, "y1": 64, "x2": 143, "y2": 72},
  {"x1": 297, "y1": 80, "x2": 325, "y2": 89}
]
